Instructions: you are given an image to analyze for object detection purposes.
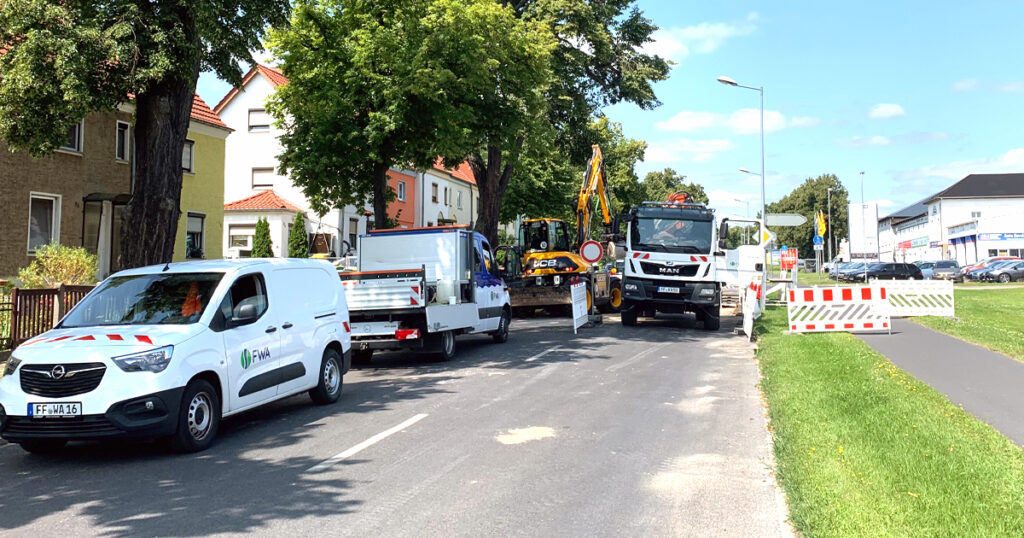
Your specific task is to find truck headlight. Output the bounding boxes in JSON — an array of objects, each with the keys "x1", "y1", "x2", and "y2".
[
  {"x1": 624, "y1": 282, "x2": 639, "y2": 291},
  {"x1": 3, "y1": 358, "x2": 21, "y2": 376},
  {"x1": 112, "y1": 346, "x2": 174, "y2": 373},
  {"x1": 699, "y1": 288, "x2": 716, "y2": 297}
]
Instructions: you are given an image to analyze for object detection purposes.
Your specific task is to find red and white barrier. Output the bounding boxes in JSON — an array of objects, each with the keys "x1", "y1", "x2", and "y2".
[{"x1": 786, "y1": 285, "x2": 890, "y2": 333}]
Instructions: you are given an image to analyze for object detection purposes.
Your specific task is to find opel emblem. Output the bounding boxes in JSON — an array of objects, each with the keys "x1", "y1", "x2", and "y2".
[
  {"x1": 51, "y1": 365, "x2": 66, "y2": 380},
  {"x1": 664, "y1": 261, "x2": 675, "y2": 266}
]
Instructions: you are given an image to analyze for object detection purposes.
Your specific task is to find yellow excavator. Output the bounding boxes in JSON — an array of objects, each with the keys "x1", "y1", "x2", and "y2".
[{"x1": 496, "y1": 145, "x2": 622, "y2": 315}]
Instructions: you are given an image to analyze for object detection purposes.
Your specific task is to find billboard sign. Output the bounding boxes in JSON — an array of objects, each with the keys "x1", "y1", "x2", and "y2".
[{"x1": 848, "y1": 203, "x2": 879, "y2": 260}]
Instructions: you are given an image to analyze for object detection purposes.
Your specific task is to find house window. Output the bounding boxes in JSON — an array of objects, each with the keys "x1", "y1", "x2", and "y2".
[
  {"x1": 186, "y1": 212, "x2": 205, "y2": 259},
  {"x1": 398, "y1": 181, "x2": 406, "y2": 202},
  {"x1": 115, "y1": 121, "x2": 130, "y2": 161},
  {"x1": 229, "y1": 225, "x2": 255, "y2": 257},
  {"x1": 457, "y1": 191, "x2": 463, "y2": 209},
  {"x1": 989, "y1": 249, "x2": 998, "y2": 257},
  {"x1": 61, "y1": 120, "x2": 84, "y2": 152},
  {"x1": 348, "y1": 218, "x2": 359, "y2": 250},
  {"x1": 971, "y1": 211, "x2": 981, "y2": 218},
  {"x1": 248, "y1": 109, "x2": 272, "y2": 132},
  {"x1": 252, "y1": 168, "x2": 275, "y2": 189},
  {"x1": 182, "y1": 139, "x2": 195, "y2": 173},
  {"x1": 431, "y1": 183, "x2": 439, "y2": 203},
  {"x1": 28, "y1": 193, "x2": 61, "y2": 253},
  {"x1": 444, "y1": 187, "x2": 449, "y2": 206}
]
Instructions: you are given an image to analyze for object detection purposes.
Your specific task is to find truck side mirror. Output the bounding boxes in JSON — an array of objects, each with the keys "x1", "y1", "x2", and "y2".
[{"x1": 718, "y1": 219, "x2": 729, "y2": 250}]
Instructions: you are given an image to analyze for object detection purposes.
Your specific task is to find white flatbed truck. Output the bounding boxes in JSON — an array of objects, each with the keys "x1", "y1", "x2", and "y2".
[{"x1": 340, "y1": 226, "x2": 511, "y2": 362}]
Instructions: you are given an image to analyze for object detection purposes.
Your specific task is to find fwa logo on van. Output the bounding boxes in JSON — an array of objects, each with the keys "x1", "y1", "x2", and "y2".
[{"x1": 240, "y1": 347, "x2": 272, "y2": 369}]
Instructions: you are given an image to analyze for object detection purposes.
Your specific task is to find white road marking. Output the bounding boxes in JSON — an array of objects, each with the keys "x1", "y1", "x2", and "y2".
[
  {"x1": 306, "y1": 413, "x2": 429, "y2": 473},
  {"x1": 525, "y1": 345, "x2": 561, "y2": 362},
  {"x1": 606, "y1": 343, "x2": 671, "y2": 372}
]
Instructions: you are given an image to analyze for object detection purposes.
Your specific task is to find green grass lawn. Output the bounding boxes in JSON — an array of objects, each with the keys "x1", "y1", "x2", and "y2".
[
  {"x1": 915, "y1": 287, "x2": 1024, "y2": 361},
  {"x1": 756, "y1": 307, "x2": 1024, "y2": 536}
]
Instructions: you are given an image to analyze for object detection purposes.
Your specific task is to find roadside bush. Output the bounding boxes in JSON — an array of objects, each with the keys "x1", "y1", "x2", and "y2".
[
  {"x1": 252, "y1": 217, "x2": 273, "y2": 257},
  {"x1": 288, "y1": 212, "x2": 309, "y2": 258},
  {"x1": 17, "y1": 244, "x2": 98, "y2": 289}
]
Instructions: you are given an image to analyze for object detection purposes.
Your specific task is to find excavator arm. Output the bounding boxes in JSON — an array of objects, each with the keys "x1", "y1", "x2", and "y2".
[{"x1": 575, "y1": 144, "x2": 613, "y2": 248}]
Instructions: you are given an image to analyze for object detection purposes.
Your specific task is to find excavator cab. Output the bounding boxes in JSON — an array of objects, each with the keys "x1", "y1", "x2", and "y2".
[{"x1": 519, "y1": 219, "x2": 572, "y2": 253}]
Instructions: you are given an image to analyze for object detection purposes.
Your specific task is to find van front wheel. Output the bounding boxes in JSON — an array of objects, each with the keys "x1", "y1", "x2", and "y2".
[
  {"x1": 170, "y1": 379, "x2": 221, "y2": 453},
  {"x1": 309, "y1": 348, "x2": 344, "y2": 405}
]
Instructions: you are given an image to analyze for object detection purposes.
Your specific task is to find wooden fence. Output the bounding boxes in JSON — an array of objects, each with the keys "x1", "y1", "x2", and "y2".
[{"x1": 5, "y1": 285, "x2": 95, "y2": 350}]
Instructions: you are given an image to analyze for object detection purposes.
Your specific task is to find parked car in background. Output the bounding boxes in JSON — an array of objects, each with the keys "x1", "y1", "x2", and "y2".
[
  {"x1": 930, "y1": 260, "x2": 961, "y2": 281},
  {"x1": 918, "y1": 261, "x2": 936, "y2": 279},
  {"x1": 836, "y1": 262, "x2": 867, "y2": 281},
  {"x1": 962, "y1": 256, "x2": 1020, "y2": 275},
  {"x1": 983, "y1": 260, "x2": 1024, "y2": 283},
  {"x1": 971, "y1": 260, "x2": 1020, "y2": 281},
  {"x1": 848, "y1": 262, "x2": 923, "y2": 282}
]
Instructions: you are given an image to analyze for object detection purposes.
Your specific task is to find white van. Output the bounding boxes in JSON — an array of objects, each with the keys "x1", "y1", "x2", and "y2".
[{"x1": 0, "y1": 259, "x2": 351, "y2": 453}]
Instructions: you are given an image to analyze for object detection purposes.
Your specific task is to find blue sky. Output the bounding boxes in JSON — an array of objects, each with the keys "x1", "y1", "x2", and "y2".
[{"x1": 197, "y1": 1, "x2": 1024, "y2": 218}]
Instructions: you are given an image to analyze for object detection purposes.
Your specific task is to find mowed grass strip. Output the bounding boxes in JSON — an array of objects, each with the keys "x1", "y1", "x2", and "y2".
[
  {"x1": 756, "y1": 307, "x2": 1024, "y2": 537},
  {"x1": 915, "y1": 287, "x2": 1024, "y2": 361}
]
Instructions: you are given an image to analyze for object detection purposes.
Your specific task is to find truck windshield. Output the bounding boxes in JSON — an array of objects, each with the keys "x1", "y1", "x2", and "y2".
[
  {"x1": 61, "y1": 273, "x2": 224, "y2": 328},
  {"x1": 631, "y1": 218, "x2": 712, "y2": 254}
]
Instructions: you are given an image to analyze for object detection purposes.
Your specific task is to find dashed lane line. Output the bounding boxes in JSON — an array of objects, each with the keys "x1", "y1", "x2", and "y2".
[
  {"x1": 306, "y1": 413, "x2": 429, "y2": 473},
  {"x1": 606, "y1": 342, "x2": 672, "y2": 372},
  {"x1": 525, "y1": 345, "x2": 562, "y2": 362}
]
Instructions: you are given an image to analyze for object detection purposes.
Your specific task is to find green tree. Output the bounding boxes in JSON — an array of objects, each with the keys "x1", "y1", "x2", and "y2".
[
  {"x1": 641, "y1": 168, "x2": 708, "y2": 204},
  {"x1": 267, "y1": 0, "x2": 551, "y2": 230},
  {"x1": 0, "y1": 0, "x2": 290, "y2": 269},
  {"x1": 288, "y1": 212, "x2": 309, "y2": 258},
  {"x1": 766, "y1": 174, "x2": 849, "y2": 257},
  {"x1": 252, "y1": 217, "x2": 273, "y2": 258},
  {"x1": 469, "y1": 0, "x2": 671, "y2": 246}
]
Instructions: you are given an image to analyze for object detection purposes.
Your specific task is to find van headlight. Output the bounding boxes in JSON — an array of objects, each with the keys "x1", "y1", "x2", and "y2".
[
  {"x1": 4, "y1": 358, "x2": 21, "y2": 376},
  {"x1": 112, "y1": 346, "x2": 174, "y2": 373}
]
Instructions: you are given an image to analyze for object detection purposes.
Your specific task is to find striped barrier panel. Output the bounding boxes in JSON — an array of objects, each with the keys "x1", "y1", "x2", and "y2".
[
  {"x1": 873, "y1": 279, "x2": 955, "y2": 317},
  {"x1": 787, "y1": 285, "x2": 890, "y2": 334}
]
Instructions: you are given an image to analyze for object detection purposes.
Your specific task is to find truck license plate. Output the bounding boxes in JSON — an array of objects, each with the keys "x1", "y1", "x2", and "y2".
[
  {"x1": 28, "y1": 402, "x2": 82, "y2": 418},
  {"x1": 657, "y1": 286, "x2": 680, "y2": 294}
]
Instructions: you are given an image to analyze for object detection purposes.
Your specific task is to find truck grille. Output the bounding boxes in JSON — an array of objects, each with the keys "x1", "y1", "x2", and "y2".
[
  {"x1": 640, "y1": 262, "x2": 699, "y2": 277},
  {"x1": 3, "y1": 416, "x2": 121, "y2": 438},
  {"x1": 19, "y1": 363, "x2": 106, "y2": 398}
]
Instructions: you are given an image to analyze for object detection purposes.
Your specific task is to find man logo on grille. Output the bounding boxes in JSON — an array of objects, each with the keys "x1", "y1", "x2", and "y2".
[{"x1": 51, "y1": 365, "x2": 66, "y2": 379}]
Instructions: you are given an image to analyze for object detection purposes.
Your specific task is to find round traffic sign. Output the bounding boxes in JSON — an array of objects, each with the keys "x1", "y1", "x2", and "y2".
[{"x1": 579, "y1": 240, "x2": 603, "y2": 264}]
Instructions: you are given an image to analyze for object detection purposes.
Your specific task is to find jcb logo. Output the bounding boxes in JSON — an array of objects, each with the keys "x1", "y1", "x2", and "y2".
[{"x1": 535, "y1": 259, "x2": 559, "y2": 268}]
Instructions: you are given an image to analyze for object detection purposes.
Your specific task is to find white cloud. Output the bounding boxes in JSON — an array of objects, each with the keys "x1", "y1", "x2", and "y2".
[
  {"x1": 646, "y1": 13, "x2": 757, "y2": 61},
  {"x1": 654, "y1": 111, "x2": 718, "y2": 132},
  {"x1": 654, "y1": 108, "x2": 817, "y2": 134},
  {"x1": 996, "y1": 82, "x2": 1024, "y2": 93},
  {"x1": 707, "y1": 189, "x2": 759, "y2": 213},
  {"x1": 951, "y1": 79, "x2": 977, "y2": 92},
  {"x1": 837, "y1": 135, "x2": 891, "y2": 148},
  {"x1": 645, "y1": 139, "x2": 733, "y2": 163},
  {"x1": 896, "y1": 148, "x2": 1024, "y2": 182},
  {"x1": 868, "y1": 103, "x2": 906, "y2": 119}
]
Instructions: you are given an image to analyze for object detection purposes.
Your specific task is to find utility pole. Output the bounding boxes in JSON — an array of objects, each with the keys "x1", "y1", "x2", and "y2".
[
  {"x1": 827, "y1": 187, "x2": 833, "y2": 265},
  {"x1": 860, "y1": 171, "x2": 866, "y2": 283}
]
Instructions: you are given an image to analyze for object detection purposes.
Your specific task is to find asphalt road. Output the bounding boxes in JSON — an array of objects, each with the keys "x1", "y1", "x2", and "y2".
[{"x1": 0, "y1": 313, "x2": 790, "y2": 537}]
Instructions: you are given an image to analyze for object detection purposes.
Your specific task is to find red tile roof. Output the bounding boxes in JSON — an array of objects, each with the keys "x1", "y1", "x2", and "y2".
[
  {"x1": 214, "y1": 64, "x2": 290, "y2": 114},
  {"x1": 224, "y1": 190, "x2": 302, "y2": 212},
  {"x1": 190, "y1": 93, "x2": 228, "y2": 129},
  {"x1": 433, "y1": 158, "x2": 477, "y2": 185}
]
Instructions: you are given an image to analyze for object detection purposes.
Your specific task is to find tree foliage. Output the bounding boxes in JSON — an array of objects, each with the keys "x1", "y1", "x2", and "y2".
[
  {"x1": 641, "y1": 168, "x2": 709, "y2": 205},
  {"x1": 0, "y1": 0, "x2": 290, "y2": 268},
  {"x1": 267, "y1": 0, "x2": 552, "y2": 229},
  {"x1": 288, "y1": 212, "x2": 309, "y2": 258},
  {"x1": 766, "y1": 174, "x2": 849, "y2": 257},
  {"x1": 17, "y1": 244, "x2": 97, "y2": 289},
  {"x1": 252, "y1": 217, "x2": 273, "y2": 258}
]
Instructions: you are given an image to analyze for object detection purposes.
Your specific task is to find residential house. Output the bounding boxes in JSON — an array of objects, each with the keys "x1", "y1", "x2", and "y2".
[
  {"x1": 387, "y1": 169, "x2": 417, "y2": 229},
  {"x1": 417, "y1": 161, "x2": 479, "y2": 227},
  {"x1": 216, "y1": 64, "x2": 374, "y2": 256},
  {"x1": 0, "y1": 95, "x2": 229, "y2": 279}
]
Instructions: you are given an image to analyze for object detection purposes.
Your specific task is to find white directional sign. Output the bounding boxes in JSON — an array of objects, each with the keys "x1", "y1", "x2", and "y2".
[{"x1": 766, "y1": 213, "x2": 808, "y2": 226}]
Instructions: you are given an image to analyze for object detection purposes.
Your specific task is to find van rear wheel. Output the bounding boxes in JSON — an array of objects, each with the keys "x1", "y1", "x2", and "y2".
[
  {"x1": 432, "y1": 330, "x2": 457, "y2": 361},
  {"x1": 170, "y1": 379, "x2": 220, "y2": 453},
  {"x1": 309, "y1": 347, "x2": 344, "y2": 405}
]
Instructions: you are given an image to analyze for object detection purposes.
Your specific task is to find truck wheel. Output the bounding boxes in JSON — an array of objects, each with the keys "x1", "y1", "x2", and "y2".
[
  {"x1": 598, "y1": 283, "x2": 623, "y2": 313},
  {"x1": 309, "y1": 348, "x2": 344, "y2": 405},
  {"x1": 702, "y1": 306, "x2": 721, "y2": 331},
  {"x1": 492, "y1": 310, "x2": 511, "y2": 344},
  {"x1": 352, "y1": 349, "x2": 373, "y2": 365},
  {"x1": 621, "y1": 306, "x2": 638, "y2": 326},
  {"x1": 433, "y1": 331, "x2": 457, "y2": 361},
  {"x1": 170, "y1": 379, "x2": 221, "y2": 453},
  {"x1": 19, "y1": 440, "x2": 67, "y2": 454}
]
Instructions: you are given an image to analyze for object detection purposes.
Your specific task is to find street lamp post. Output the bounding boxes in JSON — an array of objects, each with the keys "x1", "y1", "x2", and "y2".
[
  {"x1": 860, "y1": 171, "x2": 867, "y2": 283},
  {"x1": 827, "y1": 187, "x2": 833, "y2": 267},
  {"x1": 719, "y1": 75, "x2": 766, "y2": 309}
]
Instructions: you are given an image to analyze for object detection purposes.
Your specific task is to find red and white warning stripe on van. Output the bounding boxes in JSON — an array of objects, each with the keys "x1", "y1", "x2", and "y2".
[
  {"x1": 786, "y1": 285, "x2": 890, "y2": 334},
  {"x1": 20, "y1": 334, "x2": 155, "y2": 347}
]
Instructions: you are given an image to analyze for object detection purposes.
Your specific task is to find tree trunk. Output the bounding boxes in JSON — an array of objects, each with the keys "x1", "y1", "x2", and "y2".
[
  {"x1": 471, "y1": 140, "x2": 522, "y2": 246},
  {"x1": 119, "y1": 77, "x2": 196, "y2": 269},
  {"x1": 372, "y1": 161, "x2": 390, "y2": 229}
]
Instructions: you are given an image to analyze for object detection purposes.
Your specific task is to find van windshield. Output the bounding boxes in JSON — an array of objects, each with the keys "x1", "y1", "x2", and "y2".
[{"x1": 61, "y1": 273, "x2": 224, "y2": 328}]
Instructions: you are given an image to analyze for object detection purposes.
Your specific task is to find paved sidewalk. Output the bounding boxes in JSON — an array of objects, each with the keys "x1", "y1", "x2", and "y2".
[{"x1": 858, "y1": 319, "x2": 1024, "y2": 446}]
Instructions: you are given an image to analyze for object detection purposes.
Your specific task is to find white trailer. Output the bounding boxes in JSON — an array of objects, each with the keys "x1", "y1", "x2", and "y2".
[{"x1": 340, "y1": 226, "x2": 511, "y2": 362}]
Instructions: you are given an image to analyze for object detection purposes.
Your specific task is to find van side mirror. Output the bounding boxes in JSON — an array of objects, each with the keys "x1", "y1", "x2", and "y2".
[{"x1": 235, "y1": 303, "x2": 258, "y2": 324}]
